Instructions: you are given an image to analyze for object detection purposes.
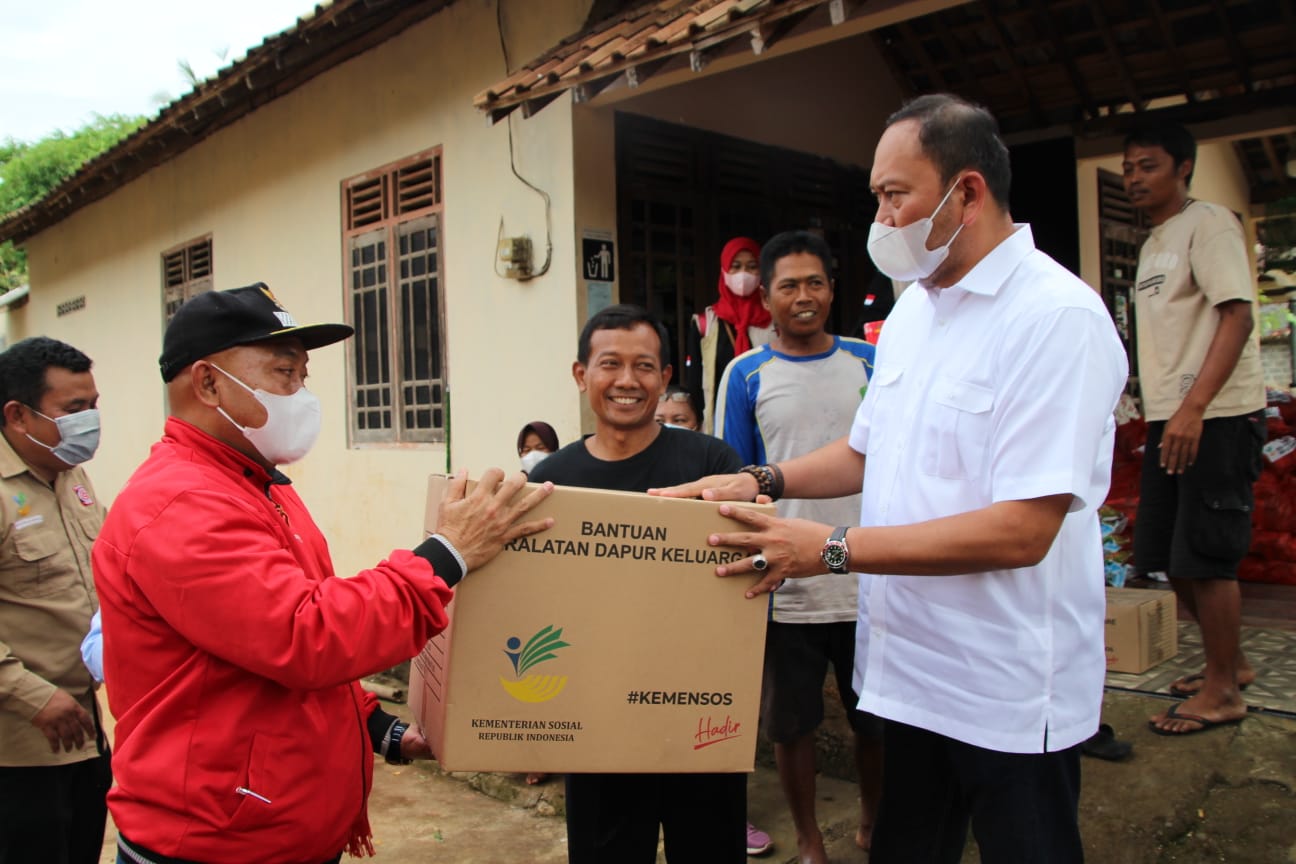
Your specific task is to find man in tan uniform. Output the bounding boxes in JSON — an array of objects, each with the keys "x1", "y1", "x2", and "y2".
[
  {"x1": 1124, "y1": 122, "x2": 1266, "y2": 737},
  {"x1": 0, "y1": 336, "x2": 110, "y2": 863}
]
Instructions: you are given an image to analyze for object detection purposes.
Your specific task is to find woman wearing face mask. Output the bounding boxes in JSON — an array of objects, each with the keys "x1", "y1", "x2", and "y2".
[
  {"x1": 655, "y1": 385, "x2": 703, "y2": 431},
  {"x1": 685, "y1": 236, "x2": 775, "y2": 435},
  {"x1": 514, "y1": 420, "x2": 561, "y2": 790},
  {"x1": 517, "y1": 421, "x2": 559, "y2": 476}
]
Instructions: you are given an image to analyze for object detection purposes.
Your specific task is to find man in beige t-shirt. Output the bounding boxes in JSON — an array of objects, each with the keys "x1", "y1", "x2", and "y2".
[{"x1": 1125, "y1": 122, "x2": 1266, "y2": 737}]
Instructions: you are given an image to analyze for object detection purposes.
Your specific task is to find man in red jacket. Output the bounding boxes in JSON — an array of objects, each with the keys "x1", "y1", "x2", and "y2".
[{"x1": 94, "y1": 284, "x2": 552, "y2": 864}]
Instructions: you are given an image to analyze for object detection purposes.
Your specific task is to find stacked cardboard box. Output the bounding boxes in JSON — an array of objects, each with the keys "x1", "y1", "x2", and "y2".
[{"x1": 1104, "y1": 587, "x2": 1177, "y2": 674}]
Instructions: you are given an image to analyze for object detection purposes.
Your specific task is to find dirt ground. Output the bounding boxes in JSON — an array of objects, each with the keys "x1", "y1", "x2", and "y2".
[{"x1": 98, "y1": 689, "x2": 1295, "y2": 863}]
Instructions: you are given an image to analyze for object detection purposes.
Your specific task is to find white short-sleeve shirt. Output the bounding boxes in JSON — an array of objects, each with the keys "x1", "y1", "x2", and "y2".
[{"x1": 848, "y1": 225, "x2": 1128, "y2": 754}]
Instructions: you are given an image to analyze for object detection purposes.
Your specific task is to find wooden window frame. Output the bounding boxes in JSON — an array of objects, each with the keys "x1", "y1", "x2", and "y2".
[
  {"x1": 341, "y1": 148, "x2": 447, "y2": 445},
  {"x1": 161, "y1": 235, "x2": 213, "y2": 325}
]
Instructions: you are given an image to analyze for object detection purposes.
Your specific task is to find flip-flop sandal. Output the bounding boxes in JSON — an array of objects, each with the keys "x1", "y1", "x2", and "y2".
[
  {"x1": 1168, "y1": 673, "x2": 1250, "y2": 698},
  {"x1": 1081, "y1": 723, "x2": 1133, "y2": 760},
  {"x1": 1147, "y1": 703, "x2": 1245, "y2": 736}
]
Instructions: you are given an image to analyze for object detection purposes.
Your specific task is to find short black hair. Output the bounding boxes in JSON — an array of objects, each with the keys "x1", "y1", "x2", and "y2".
[
  {"x1": 759, "y1": 231, "x2": 834, "y2": 291},
  {"x1": 577, "y1": 304, "x2": 671, "y2": 369},
  {"x1": 1124, "y1": 121, "x2": 1197, "y2": 185},
  {"x1": 0, "y1": 337, "x2": 93, "y2": 427},
  {"x1": 886, "y1": 94, "x2": 1012, "y2": 208}
]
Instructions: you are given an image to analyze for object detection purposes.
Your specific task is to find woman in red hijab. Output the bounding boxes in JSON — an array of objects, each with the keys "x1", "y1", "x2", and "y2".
[{"x1": 684, "y1": 236, "x2": 775, "y2": 435}]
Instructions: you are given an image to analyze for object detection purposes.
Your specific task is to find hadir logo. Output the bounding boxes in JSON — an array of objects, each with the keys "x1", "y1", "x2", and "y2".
[{"x1": 500, "y1": 625, "x2": 571, "y2": 703}]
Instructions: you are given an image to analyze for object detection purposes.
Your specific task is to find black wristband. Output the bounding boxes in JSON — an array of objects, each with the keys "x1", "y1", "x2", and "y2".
[
  {"x1": 368, "y1": 707, "x2": 398, "y2": 753},
  {"x1": 413, "y1": 536, "x2": 465, "y2": 587},
  {"x1": 381, "y1": 720, "x2": 413, "y2": 765}
]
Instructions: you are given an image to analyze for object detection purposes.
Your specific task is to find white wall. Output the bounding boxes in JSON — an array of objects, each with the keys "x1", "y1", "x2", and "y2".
[
  {"x1": 19, "y1": 0, "x2": 595, "y2": 578},
  {"x1": 9, "y1": 0, "x2": 976, "y2": 578}
]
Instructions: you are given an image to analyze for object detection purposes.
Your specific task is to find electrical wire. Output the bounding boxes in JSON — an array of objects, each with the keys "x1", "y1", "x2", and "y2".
[{"x1": 495, "y1": 0, "x2": 552, "y2": 281}]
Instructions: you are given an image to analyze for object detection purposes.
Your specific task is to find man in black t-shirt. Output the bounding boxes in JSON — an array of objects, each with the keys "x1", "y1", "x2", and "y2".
[{"x1": 529, "y1": 304, "x2": 745, "y2": 863}]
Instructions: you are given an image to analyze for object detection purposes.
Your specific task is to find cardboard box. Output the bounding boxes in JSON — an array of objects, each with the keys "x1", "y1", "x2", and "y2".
[
  {"x1": 1104, "y1": 587, "x2": 1177, "y2": 673},
  {"x1": 410, "y1": 477, "x2": 772, "y2": 773}
]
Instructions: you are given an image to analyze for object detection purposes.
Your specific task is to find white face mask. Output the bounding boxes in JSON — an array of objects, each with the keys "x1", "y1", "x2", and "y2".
[
  {"x1": 210, "y1": 364, "x2": 321, "y2": 465},
  {"x1": 867, "y1": 178, "x2": 965, "y2": 282},
  {"x1": 723, "y1": 270, "x2": 760, "y2": 297},
  {"x1": 26, "y1": 407, "x2": 101, "y2": 466},
  {"x1": 519, "y1": 450, "x2": 549, "y2": 474}
]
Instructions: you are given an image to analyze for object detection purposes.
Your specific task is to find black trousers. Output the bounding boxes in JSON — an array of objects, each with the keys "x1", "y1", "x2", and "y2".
[
  {"x1": 564, "y1": 772, "x2": 745, "y2": 864},
  {"x1": 870, "y1": 720, "x2": 1084, "y2": 864},
  {"x1": 0, "y1": 754, "x2": 113, "y2": 864}
]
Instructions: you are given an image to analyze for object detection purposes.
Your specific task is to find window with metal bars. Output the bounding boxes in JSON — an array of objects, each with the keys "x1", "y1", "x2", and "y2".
[
  {"x1": 162, "y1": 236, "x2": 213, "y2": 323},
  {"x1": 342, "y1": 149, "x2": 445, "y2": 444}
]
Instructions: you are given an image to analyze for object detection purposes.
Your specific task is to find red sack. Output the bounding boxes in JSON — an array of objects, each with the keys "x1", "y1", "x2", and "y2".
[
  {"x1": 1248, "y1": 530, "x2": 1296, "y2": 562},
  {"x1": 1252, "y1": 475, "x2": 1296, "y2": 532},
  {"x1": 1262, "y1": 436, "x2": 1296, "y2": 477},
  {"x1": 1237, "y1": 556, "x2": 1268, "y2": 583},
  {"x1": 1106, "y1": 462, "x2": 1142, "y2": 503},
  {"x1": 1266, "y1": 562, "x2": 1296, "y2": 585},
  {"x1": 1265, "y1": 408, "x2": 1292, "y2": 441},
  {"x1": 1248, "y1": 561, "x2": 1296, "y2": 586},
  {"x1": 1114, "y1": 418, "x2": 1147, "y2": 465}
]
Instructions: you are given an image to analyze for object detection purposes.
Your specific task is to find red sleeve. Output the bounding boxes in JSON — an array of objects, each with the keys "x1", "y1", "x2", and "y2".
[{"x1": 123, "y1": 488, "x2": 452, "y2": 690}]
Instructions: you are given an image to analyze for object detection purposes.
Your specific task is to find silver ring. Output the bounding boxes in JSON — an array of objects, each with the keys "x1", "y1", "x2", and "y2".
[{"x1": 752, "y1": 553, "x2": 769, "y2": 572}]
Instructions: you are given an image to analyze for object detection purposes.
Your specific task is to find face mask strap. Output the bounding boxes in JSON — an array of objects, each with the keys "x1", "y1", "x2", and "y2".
[
  {"x1": 204, "y1": 364, "x2": 252, "y2": 435},
  {"x1": 930, "y1": 175, "x2": 963, "y2": 223},
  {"x1": 921, "y1": 175, "x2": 967, "y2": 257},
  {"x1": 24, "y1": 432, "x2": 58, "y2": 454},
  {"x1": 23, "y1": 406, "x2": 65, "y2": 445},
  {"x1": 22, "y1": 406, "x2": 100, "y2": 464},
  {"x1": 208, "y1": 363, "x2": 258, "y2": 396}
]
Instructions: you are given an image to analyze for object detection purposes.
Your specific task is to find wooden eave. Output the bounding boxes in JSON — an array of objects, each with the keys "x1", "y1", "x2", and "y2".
[{"x1": 478, "y1": 0, "x2": 1296, "y2": 204}]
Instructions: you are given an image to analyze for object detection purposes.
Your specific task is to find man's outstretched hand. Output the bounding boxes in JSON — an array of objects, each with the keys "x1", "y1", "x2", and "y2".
[
  {"x1": 436, "y1": 469, "x2": 554, "y2": 572},
  {"x1": 647, "y1": 472, "x2": 763, "y2": 502}
]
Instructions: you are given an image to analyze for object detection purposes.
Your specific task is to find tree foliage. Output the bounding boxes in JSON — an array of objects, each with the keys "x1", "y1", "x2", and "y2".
[{"x1": 0, "y1": 114, "x2": 146, "y2": 292}]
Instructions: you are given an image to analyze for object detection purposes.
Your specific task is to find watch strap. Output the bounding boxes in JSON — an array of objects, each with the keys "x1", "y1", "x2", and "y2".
[{"x1": 823, "y1": 526, "x2": 850, "y2": 574}]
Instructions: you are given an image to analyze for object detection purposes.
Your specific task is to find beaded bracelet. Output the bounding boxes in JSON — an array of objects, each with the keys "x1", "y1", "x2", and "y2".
[
  {"x1": 739, "y1": 464, "x2": 783, "y2": 502},
  {"x1": 767, "y1": 462, "x2": 785, "y2": 500}
]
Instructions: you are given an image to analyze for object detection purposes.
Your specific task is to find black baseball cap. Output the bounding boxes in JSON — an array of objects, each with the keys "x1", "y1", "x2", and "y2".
[{"x1": 159, "y1": 283, "x2": 354, "y2": 381}]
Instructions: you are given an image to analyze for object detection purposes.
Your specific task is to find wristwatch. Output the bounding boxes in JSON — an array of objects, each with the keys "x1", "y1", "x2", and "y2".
[{"x1": 821, "y1": 527, "x2": 850, "y2": 574}]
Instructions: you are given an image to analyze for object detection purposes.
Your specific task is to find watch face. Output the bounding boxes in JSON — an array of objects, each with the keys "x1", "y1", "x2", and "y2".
[{"x1": 823, "y1": 542, "x2": 848, "y2": 571}]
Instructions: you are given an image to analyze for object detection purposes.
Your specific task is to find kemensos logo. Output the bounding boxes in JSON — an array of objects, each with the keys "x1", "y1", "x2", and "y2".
[{"x1": 500, "y1": 625, "x2": 570, "y2": 703}]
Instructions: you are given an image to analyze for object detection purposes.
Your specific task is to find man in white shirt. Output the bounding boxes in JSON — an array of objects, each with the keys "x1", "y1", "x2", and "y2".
[{"x1": 653, "y1": 94, "x2": 1127, "y2": 863}]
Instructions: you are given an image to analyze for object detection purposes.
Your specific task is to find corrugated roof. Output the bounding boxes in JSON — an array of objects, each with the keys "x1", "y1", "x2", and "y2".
[
  {"x1": 473, "y1": 0, "x2": 834, "y2": 121},
  {"x1": 477, "y1": 0, "x2": 1296, "y2": 207},
  {"x1": 0, "y1": 0, "x2": 455, "y2": 246}
]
